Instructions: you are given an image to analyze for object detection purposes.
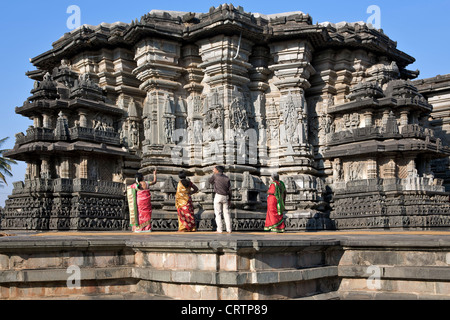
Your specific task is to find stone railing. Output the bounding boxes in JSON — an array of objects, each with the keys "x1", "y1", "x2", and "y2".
[
  {"x1": 11, "y1": 178, "x2": 125, "y2": 196},
  {"x1": 69, "y1": 127, "x2": 120, "y2": 145},
  {"x1": 15, "y1": 127, "x2": 55, "y2": 145},
  {"x1": 400, "y1": 124, "x2": 436, "y2": 141},
  {"x1": 402, "y1": 176, "x2": 445, "y2": 192},
  {"x1": 333, "y1": 177, "x2": 445, "y2": 194},
  {"x1": 328, "y1": 124, "x2": 439, "y2": 147},
  {"x1": 14, "y1": 126, "x2": 120, "y2": 146},
  {"x1": 328, "y1": 126, "x2": 382, "y2": 146}
]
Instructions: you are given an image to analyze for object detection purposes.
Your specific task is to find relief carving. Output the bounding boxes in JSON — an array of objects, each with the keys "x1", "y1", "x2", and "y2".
[{"x1": 230, "y1": 96, "x2": 249, "y2": 131}]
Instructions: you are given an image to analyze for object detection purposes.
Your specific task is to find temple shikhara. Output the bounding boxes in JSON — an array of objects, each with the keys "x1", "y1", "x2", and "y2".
[{"x1": 2, "y1": 4, "x2": 450, "y2": 231}]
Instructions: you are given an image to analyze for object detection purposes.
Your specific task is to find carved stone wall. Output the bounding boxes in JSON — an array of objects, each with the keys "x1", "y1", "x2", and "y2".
[
  {"x1": 415, "y1": 74, "x2": 450, "y2": 193},
  {"x1": 2, "y1": 5, "x2": 450, "y2": 231}
]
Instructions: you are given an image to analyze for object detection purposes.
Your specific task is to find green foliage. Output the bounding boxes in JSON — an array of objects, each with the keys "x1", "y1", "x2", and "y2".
[{"x1": 0, "y1": 137, "x2": 17, "y2": 186}]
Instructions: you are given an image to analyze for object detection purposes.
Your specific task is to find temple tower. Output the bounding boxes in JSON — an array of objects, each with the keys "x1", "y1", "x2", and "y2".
[{"x1": 2, "y1": 6, "x2": 450, "y2": 231}]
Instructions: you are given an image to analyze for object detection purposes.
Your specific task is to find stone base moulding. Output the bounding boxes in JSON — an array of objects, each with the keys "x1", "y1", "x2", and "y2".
[{"x1": 0, "y1": 234, "x2": 449, "y2": 300}]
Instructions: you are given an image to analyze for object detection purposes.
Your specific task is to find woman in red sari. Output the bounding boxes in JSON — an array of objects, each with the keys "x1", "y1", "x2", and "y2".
[
  {"x1": 127, "y1": 170, "x2": 157, "y2": 233},
  {"x1": 175, "y1": 171, "x2": 199, "y2": 232},
  {"x1": 264, "y1": 173, "x2": 287, "y2": 233}
]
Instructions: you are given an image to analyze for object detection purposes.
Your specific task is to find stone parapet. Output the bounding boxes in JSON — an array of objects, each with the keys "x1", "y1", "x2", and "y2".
[{"x1": 0, "y1": 233, "x2": 449, "y2": 300}]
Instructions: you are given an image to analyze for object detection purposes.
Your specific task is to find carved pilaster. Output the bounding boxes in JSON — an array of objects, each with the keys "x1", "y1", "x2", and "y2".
[
  {"x1": 79, "y1": 156, "x2": 89, "y2": 179},
  {"x1": 133, "y1": 38, "x2": 185, "y2": 176},
  {"x1": 181, "y1": 44, "x2": 204, "y2": 165},
  {"x1": 249, "y1": 46, "x2": 270, "y2": 166},
  {"x1": 269, "y1": 40, "x2": 316, "y2": 166},
  {"x1": 197, "y1": 34, "x2": 255, "y2": 167}
]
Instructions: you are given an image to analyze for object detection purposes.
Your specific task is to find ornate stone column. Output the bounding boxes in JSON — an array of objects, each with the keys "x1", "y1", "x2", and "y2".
[
  {"x1": 364, "y1": 110, "x2": 374, "y2": 127},
  {"x1": 249, "y1": 46, "x2": 271, "y2": 167},
  {"x1": 197, "y1": 34, "x2": 254, "y2": 168},
  {"x1": 181, "y1": 44, "x2": 204, "y2": 166},
  {"x1": 269, "y1": 40, "x2": 316, "y2": 169},
  {"x1": 268, "y1": 39, "x2": 326, "y2": 215},
  {"x1": 78, "y1": 109, "x2": 89, "y2": 128},
  {"x1": 400, "y1": 110, "x2": 409, "y2": 129},
  {"x1": 79, "y1": 156, "x2": 89, "y2": 179},
  {"x1": 197, "y1": 33, "x2": 260, "y2": 212},
  {"x1": 42, "y1": 113, "x2": 52, "y2": 129},
  {"x1": 367, "y1": 158, "x2": 378, "y2": 179},
  {"x1": 133, "y1": 37, "x2": 183, "y2": 178},
  {"x1": 40, "y1": 156, "x2": 51, "y2": 179},
  {"x1": 59, "y1": 157, "x2": 71, "y2": 179},
  {"x1": 33, "y1": 115, "x2": 42, "y2": 128}
]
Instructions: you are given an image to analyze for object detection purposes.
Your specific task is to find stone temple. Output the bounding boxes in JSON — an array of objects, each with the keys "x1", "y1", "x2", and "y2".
[{"x1": 2, "y1": 4, "x2": 450, "y2": 231}]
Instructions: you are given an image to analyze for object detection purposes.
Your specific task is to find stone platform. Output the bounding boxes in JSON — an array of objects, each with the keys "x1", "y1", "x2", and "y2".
[{"x1": 0, "y1": 230, "x2": 449, "y2": 300}]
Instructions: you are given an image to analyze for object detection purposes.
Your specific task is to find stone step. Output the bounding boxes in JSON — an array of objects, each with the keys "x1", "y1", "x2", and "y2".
[
  {"x1": 11, "y1": 293, "x2": 174, "y2": 300},
  {"x1": 338, "y1": 290, "x2": 450, "y2": 300},
  {"x1": 134, "y1": 265, "x2": 338, "y2": 286}
]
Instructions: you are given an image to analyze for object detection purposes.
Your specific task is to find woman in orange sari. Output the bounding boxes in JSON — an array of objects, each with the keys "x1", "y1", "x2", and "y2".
[
  {"x1": 127, "y1": 170, "x2": 157, "y2": 233},
  {"x1": 264, "y1": 173, "x2": 287, "y2": 233},
  {"x1": 175, "y1": 171, "x2": 199, "y2": 232}
]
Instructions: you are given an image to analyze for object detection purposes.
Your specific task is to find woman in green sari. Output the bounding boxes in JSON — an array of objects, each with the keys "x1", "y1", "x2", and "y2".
[{"x1": 264, "y1": 173, "x2": 286, "y2": 233}]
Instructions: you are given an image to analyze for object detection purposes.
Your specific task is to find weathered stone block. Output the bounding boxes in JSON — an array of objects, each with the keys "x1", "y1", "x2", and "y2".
[
  {"x1": 219, "y1": 254, "x2": 237, "y2": 271},
  {"x1": 171, "y1": 270, "x2": 191, "y2": 283},
  {"x1": 253, "y1": 253, "x2": 298, "y2": 270},
  {"x1": 196, "y1": 254, "x2": 217, "y2": 271},
  {"x1": 0, "y1": 255, "x2": 8, "y2": 270},
  {"x1": 298, "y1": 250, "x2": 325, "y2": 268}
]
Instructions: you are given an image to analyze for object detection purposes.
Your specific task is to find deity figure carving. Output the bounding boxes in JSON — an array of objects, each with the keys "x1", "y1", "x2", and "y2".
[
  {"x1": 130, "y1": 122, "x2": 139, "y2": 148},
  {"x1": 230, "y1": 97, "x2": 249, "y2": 131},
  {"x1": 283, "y1": 96, "x2": 299, "y2": 144},
  {"x1": 164, "y1": 117, "x2": 174, "y2": 143},
  {"x1": 144, "y1": 119, "x2": 152, "y2": 141},
  {"x1": 333, "y1": 159, "x2": 343, "y2": 182}
]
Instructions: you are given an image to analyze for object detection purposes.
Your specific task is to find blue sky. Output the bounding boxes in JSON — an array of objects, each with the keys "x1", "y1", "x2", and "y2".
[{"x1": 0, "y1": 0, "x2": 449, "y2": 206}]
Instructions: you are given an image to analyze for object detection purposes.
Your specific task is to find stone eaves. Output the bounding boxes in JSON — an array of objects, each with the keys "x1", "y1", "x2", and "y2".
[
  {"x1": 413, "y1": 74, "x2": 450, "y2": 95},
  {"x1": 28, "y1": 4, "x2": 415, "y2": 74},
  {"x1": 4, "y1": 140, "x2": 129, "y2": 161}
]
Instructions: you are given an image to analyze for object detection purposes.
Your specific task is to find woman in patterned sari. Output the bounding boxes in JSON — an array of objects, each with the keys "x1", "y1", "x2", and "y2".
[
  {"x1": 127, "y1": 170, "x2": 157, "y2": 233},
  {"x1": 175, "y1": 171, "x2": 199, "y2": 232},
  {"x1": 264, "y1": 173, "x2": 287, "y2": 233}
]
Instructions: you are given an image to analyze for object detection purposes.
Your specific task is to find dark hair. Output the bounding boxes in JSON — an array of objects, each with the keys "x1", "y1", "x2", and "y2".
[
  {"x1": 215, "y1": 166, "x2": 225, "y2": 173},
  {"x1": 135, "y1": 172, "x2": 144, "y2": 182},
  {"x1": 135, "y1": 173, "x2": 145, "y2": 190},
  {"x1": 179, "y1": 170, "x2": 190, "y2": 188},
  {"x1": 178, "y1": 171, "x2": 187, "y2": 180}
]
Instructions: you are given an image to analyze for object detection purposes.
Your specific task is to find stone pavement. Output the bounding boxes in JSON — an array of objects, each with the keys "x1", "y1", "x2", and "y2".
[
  {"x1": 8, "y1": 228, "x2": 450, "y2": 239},
  {"x1": 7, "y1": 229, "x2": 450, "y2": 249}
]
